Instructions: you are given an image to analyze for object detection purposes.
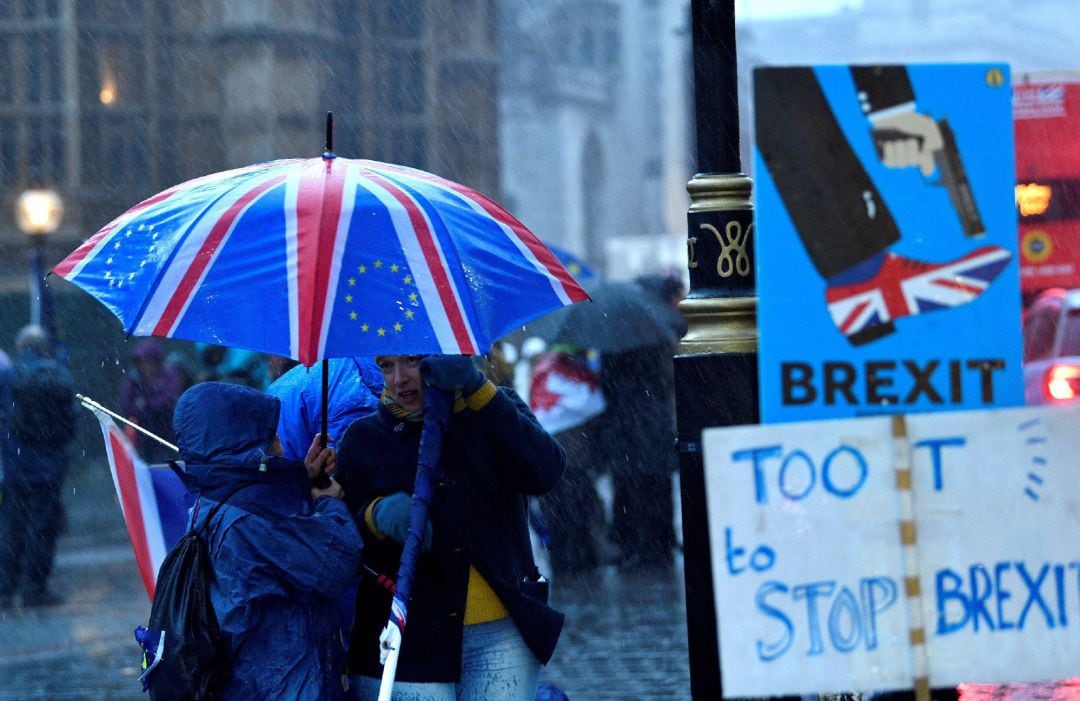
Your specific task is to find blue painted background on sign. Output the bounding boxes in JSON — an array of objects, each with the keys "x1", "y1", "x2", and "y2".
[{"x1": 755, "y1": 63, "x2": 1023, "y2": 423}]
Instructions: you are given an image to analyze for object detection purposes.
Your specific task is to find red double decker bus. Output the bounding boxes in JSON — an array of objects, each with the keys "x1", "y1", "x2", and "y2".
[{"x1": 1014, "y1": 73, "x2": 1080, "y2": 302}]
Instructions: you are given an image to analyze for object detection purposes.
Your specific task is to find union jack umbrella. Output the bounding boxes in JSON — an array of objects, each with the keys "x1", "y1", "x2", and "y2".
[{"x1": 53, "y1": 155, "x2": 588, "y2": 364}]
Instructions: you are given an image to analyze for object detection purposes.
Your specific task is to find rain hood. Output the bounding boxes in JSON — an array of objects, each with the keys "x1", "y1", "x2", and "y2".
[{"x1": 172, "y1": 381, "x2": 282, "y2": 491}]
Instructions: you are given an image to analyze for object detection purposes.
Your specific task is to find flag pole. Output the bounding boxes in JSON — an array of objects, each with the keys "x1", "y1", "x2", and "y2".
[{"x1": 76, "y1": 393, "x2": 179, "y2": 453}]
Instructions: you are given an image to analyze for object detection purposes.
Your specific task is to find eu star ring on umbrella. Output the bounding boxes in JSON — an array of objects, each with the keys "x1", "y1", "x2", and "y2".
[{"x1": 52, "y1": 154, "x2": 588, "y2": 365}]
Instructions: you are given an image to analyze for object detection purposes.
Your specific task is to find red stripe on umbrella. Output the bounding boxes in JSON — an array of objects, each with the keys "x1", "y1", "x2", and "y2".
[{"x1": 296, "y1": 158, "x2": 348, "y2": 365}]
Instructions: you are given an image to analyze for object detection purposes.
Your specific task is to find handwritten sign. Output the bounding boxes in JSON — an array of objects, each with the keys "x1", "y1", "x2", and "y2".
[{"x1": 702, "y1": 403, "x2": 1080, "y2": 697}]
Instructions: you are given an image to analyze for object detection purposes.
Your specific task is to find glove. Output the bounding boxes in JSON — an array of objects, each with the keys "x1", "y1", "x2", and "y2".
[
  {"x1": 371, "y1": 492, "x2": 432, "y2": 550},
  {"x1": 420, "y1": 355, "x2": 486, "y2": 394}
]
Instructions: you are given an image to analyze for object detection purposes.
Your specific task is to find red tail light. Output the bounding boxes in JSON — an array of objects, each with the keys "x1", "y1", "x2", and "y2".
[{"x1": 1044, "y1": 363, "x2": 1080, "y2": 401}]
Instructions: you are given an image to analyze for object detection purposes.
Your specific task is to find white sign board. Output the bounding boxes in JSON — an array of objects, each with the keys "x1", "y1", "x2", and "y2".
[{"x1": 703, "y1": 403, "x2": 1080, "y2": 697}]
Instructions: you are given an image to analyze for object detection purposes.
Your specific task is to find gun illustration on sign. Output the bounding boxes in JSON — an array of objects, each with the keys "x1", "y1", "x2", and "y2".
[{"x1": 873, "y1": 118, "x2": 985, "y2": 238}]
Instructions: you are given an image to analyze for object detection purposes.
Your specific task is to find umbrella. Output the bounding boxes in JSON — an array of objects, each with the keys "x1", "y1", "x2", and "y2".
[
  {"x1": 523, "y1": 279, "x2": 685, "y2": 354},
  {"x1": 52, "y1": 162, "x2": 585, "y2": 364},
  {"x1": 547, "y1": 244, "x2": 599, "y2": 284},
  {"x1": 52, "y1": 116, "x2": 589, "y2": 699}
]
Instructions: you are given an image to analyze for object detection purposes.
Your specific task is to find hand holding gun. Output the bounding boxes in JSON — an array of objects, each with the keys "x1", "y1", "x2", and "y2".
[{"x1": 872, "y1": 113, "x2": 985, "y2": 237}]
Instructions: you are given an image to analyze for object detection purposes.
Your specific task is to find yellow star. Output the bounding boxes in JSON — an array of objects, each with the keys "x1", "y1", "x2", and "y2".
[
  {"x1": 358, "y1": 264, "x2": 367, "y2": 274},
  {"x1": 348, "y1": 277, "x2": 356, "y2": 286},
  {"x1": 390, "y1": 263, "x2": 400, "y2": 273},
  {"x1": 403, "y1": 275, "x2": 413, "y2": 285},
  {"x1": 377, "y1": 327, "x2": 387, "y2": 336},
  {"x1": 409, "y1": 292, "x2": 418, "y2": 303},
  {"x1": 394, "y1": 322, "x2": 403, "y2": 332},
  {"x1": 349, "y1": 311, "x2": 358, "y2": 320},
  {"x1": 361, "y1": 323, "x2": 370, "y2": 332},
  {"x1": 345, "y1": 294, "x2": 353, "y2": 303},
  {"x1": 404, "y1": 310, "x2": 415, "y2": 320},
  {"x1": 374, "y1": 260, "x2": 383, "y2": 269}
]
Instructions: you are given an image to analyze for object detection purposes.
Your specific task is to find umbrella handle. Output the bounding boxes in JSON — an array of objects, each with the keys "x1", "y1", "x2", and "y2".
[
  {"x1": 311, "y1": 360, "x2": 332, "y2": 489},
  {"x1": 377, "y1": 604, "x2": 404, "y2": 701}
]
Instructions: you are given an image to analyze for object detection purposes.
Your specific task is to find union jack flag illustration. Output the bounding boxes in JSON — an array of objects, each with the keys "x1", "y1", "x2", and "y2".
[
  {"x1": 54, "y1": 158, "x2": 588, "y2": 365},
  {"x1": 825, "y1": 245, "x2": 1011, "y2": 345}
]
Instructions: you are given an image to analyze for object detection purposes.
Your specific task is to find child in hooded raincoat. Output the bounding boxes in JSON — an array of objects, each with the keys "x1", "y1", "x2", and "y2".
[{"x1": 172, "y1": 381, "x2": 362, "y2": 700}]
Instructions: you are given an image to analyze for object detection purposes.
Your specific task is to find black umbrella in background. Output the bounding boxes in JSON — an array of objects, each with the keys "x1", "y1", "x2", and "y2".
[{"x1": 517, "y1": 279, "x2": 685, "y2": 354}]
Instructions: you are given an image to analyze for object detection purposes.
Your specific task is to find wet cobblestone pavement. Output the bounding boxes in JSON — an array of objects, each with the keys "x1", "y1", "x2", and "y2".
[{"x1": 0, "y1": 538, "x2": 690, "y2": 700}]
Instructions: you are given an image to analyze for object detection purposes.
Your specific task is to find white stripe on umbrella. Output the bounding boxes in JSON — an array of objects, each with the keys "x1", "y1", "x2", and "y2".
[
  {"x1": 134, "y1": 172, "x2": 285, "y2": 337},
  {"x1": 357, "y1": 168, "x2": 479, "y2": 355},
  {"x1": 376, "y1": 161, "x2": 586, "y2": 305},
  {"x1": 284, "y1": 164, "x2": 302, "y2": 360}
]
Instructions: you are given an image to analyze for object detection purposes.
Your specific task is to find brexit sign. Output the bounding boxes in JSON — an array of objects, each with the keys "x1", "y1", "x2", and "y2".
[
  {"x1": 753, "y1": 64, "x2": 1023, "y2": 422},
  {"x1": 702, "y1": 403, "x2": 1080, "y2": 697}
]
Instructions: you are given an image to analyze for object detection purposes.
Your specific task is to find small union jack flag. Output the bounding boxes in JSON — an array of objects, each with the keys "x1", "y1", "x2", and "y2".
[{"x1": 825, "y1": 245, "x2": 1011, "y2": 345}]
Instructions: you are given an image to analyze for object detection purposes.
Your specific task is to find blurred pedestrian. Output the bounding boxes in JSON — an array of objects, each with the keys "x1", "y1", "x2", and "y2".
[
  {"x1": 118, "y1": 340, "x2": 186, "y2": 463},
  {"x1": 335, "y1": 354, "x2": 565, "y2": 700},
  {"x1": 529, "y1": 344, "x2": 609, "y2": 577},
  {"x1": 0, "y1": 325, "x2": 77, "y2": 608},
  {"x1": 194, "y1": 343, "x2": 271, "y2": 389},
  {"x1": 171, "y1": 381, "x2": 362, "y2": 699}
]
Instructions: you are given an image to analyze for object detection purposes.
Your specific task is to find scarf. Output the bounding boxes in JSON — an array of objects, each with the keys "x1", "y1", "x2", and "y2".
[{"x1": 380, "y1": 387, "x2": 473, "y2": 421}]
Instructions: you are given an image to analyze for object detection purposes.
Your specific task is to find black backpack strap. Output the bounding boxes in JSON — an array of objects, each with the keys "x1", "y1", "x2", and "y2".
[{"x1": 192, "y1": 483, "x2": 256, "y2": 537}]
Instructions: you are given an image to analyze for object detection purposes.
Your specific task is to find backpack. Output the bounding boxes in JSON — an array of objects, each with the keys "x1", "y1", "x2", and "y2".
[
  {"x1": 10, "y1": 361, "x2": 76, "y2": 447},
  {"x1": 135, "y1": 487, "x2": 247, "y2": 701}
]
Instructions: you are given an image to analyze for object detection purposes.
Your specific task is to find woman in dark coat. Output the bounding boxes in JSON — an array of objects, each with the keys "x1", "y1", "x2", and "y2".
[{"x1": 335, "y1": 354, "x2": 565, "y2": 701}]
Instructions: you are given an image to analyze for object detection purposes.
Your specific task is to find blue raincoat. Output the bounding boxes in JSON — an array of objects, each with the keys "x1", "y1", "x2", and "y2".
[
  {"x1": 172, "y1": 382, "x2": 362, "y2": 700},
  {"x1": 265, "y1": 357, "x2": 383, "y2": 461}
]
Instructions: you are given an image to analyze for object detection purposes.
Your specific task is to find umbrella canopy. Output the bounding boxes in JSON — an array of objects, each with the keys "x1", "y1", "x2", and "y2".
[
  {"x1": 547, "y1": 244, "x2": 599, "y2": 284},
  {"x1": 53, "y1": 156, "x2": 588, "y2": 365},
  {"x1": 522, "y1": 279, "x2": 685, "y2": 354}
]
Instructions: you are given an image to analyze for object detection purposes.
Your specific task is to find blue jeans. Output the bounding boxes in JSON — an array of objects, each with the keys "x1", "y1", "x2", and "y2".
[{"x1": 349, "y1": 618, "x2": 542, "y2": 701}]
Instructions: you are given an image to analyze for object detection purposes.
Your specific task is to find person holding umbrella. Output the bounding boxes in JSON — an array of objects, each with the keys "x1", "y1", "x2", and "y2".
[{"x1": 335, "y1": 353, "x2": 566, "y2": 701}]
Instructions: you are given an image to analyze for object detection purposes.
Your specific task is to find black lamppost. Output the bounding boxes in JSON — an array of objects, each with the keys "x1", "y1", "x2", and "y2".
[
  {"x1": 15, "y1": 186, "x2": 64, "y2": 343},
  {"x1": 676, "y1": 1, "x2": 760, "y2": 698}
]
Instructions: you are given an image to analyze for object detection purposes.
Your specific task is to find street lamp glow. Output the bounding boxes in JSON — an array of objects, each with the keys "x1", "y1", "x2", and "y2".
[{"x1": 15, "y1": 188, "x2": 64, "y2": 235}]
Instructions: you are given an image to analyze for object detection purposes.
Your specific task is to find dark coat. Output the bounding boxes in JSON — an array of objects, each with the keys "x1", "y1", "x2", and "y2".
[
  {"x1": 173, "y1": 382, "x2": 363, "y2": 701},
  {"x1": 0, "y1": 352, "x2": 75, "y2": 485},
  {"x1": 335, "y1": 384, "x2": 566, "y2": 683}
]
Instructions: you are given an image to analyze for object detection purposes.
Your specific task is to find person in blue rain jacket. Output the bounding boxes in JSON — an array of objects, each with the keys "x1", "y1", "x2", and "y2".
[
  {"x1": 265, "y1": 356, "x2": 383, "y2": 461},
  {"x1": 172, "y1": 381, "x2": 362, "y2": 700}
]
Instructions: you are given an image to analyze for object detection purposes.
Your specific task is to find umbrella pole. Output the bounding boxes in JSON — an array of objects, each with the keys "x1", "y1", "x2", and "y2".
[
  {"x1": 324, "y1": 111, "x2": 333, "y2": 156},
  {"x1": 320, "y1": 359, "x2": 330, "y2": 448},
  {"x1": 377, "y1": 386, "x2": 452, "y2": 700}
]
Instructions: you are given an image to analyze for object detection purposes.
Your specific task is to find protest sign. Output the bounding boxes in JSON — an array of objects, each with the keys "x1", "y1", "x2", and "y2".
[
  {"x1": 703, "y1": 403, "x2": 1080, "y2": 697},
  {"x1": 753, "y1": 64, "x2": 1022, "y2": 423}
]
